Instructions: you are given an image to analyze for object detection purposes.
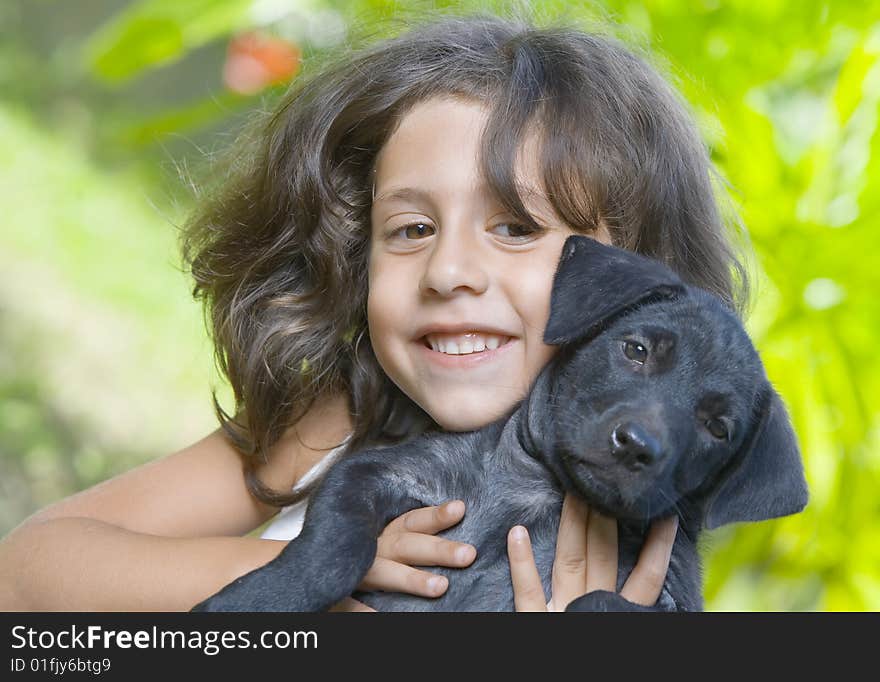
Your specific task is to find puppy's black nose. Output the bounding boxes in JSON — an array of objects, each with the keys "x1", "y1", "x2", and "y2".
[{"x1": 610, "y1": 422, "x2": 664, "y2": 471}]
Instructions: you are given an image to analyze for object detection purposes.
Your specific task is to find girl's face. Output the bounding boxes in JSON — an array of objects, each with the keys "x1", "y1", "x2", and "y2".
[{"x1": 368, "y1": 96, "x2": 611, "y2": 431}]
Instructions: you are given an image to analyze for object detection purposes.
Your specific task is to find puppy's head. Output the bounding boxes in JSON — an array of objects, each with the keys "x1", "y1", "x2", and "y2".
[{"x1": 523, "y1": 235, "x2": 808, "y2": 528}]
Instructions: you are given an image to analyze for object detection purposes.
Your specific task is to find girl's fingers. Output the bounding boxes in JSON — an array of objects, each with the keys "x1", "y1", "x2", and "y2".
[
  {"x1": 377, "y1": 531, "x2": 476, "y2": 568},
  {"x1": 508, "y1": 526, "x2": 548, "y2": 612},
  {"x1": 371, "y1": 501, "x2": 675, "y2": 609},
  {"x1": 357, "y1": 556, "x2": 449, "y2": 598},
  {"x1": 620, "y1": 515, "x2": 678, "y2": 606},
  {"x1": 329, "y1": 597, "x2": 376, "y2": 612},
  {"x1": 550, "y1": 494, "x2": 589, "y2": 610},
  {"x1": 585, "y1": 508, "x2": 618, "y2": 593},
  {"x1": 377, "y1": 500, "x2": 474, "y2": 569},
  {"x1": 362, "y1": 501, "x2": 471, "y2": 600},
  {"x1": 383, "y1": 500, "x2": 466, "y2": 535}
]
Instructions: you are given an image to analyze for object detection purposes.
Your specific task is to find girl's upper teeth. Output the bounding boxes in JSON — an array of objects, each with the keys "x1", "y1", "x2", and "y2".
[{"x1": 425, "y1": 332, "x2": 509, "y2": 355}]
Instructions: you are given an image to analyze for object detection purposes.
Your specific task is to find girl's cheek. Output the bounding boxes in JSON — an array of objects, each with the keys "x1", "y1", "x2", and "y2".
[{"x1": 366, "y1": 276, "x2": 401, "y2": 354}]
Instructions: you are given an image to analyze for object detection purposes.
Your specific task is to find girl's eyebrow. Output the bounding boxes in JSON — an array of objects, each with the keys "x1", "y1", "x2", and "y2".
[
  {"x1": 373, "y1": 184, "x2": 546, "y2": 206},
  {"x1": 372, "y1": 186, "x2": 438, "y2": 205}
]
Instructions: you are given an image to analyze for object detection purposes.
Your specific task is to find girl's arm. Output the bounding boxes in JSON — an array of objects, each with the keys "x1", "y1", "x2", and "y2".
[{"x1": 0, "y1": 393, "x2": 354, "y2": 611}]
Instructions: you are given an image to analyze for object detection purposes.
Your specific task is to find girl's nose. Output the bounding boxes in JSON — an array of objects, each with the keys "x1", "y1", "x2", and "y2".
[{"x1": 419, "y1": 229, "x2": 489, "y2": 297}]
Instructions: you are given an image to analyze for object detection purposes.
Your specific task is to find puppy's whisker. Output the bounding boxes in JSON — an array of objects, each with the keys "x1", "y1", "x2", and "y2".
[{"x1": 655, "y1": 487, "x2": 684, "y2": 522}]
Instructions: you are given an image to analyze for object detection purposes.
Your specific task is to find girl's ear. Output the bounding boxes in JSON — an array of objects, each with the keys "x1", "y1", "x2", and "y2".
[{"x1": 544, "y1": 236, "x2": 687, "y2": 346}]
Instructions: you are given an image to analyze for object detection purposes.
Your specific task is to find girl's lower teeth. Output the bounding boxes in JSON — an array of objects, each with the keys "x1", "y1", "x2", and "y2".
[{"x1": 440, "y1": 348, "x2": 487, "y2": 356}]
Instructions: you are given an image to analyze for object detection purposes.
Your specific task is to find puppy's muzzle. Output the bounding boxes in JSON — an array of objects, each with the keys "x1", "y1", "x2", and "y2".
[{"x1": 610, "y1": 421, "x2": 665, "y2": 472}]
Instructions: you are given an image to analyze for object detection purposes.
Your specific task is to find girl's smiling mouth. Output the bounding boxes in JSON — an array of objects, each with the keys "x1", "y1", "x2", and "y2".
[
  {"x1": 423, "y1": 332, "x2": 512, "y2": 354},
  {"x1": 415, "y1": 333, "x2": 517, "y2": 369}
]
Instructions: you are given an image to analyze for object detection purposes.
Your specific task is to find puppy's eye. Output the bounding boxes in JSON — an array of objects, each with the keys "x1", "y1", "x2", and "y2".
[
  {"x1": 623, "y1": 340, "x2": 648, "y2": 363},
  {"x1": 705, "y1": 418, "x2": 728, "y2": 440}
]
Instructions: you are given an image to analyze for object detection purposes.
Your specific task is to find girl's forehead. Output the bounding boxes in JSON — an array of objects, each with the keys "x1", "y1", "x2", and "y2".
[
  {"x1": 373, "y1": 96, "x2": 542, "y2": 174},
  {"x1": 371, "y1": 148, "x2": 550, "y2": 207},
  {"x1": 368, "y1": 96, "x2": 565, "y2": 224}
]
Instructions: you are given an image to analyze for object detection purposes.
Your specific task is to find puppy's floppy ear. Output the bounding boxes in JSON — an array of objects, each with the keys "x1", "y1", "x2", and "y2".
[
  {"x1": 703, "y1": 387, "x2": 808, "y2": 530},
  {"x1": 544, "y1": 235, "x2": 687, "y2": 345}
]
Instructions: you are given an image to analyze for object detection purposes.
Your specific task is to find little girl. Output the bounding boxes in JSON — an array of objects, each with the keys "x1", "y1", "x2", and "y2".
[{"x1": 0, "y1": 8, "x2": 749, "y2": 611}]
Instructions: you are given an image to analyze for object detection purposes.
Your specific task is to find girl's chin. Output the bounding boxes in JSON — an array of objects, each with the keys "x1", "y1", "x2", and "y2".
[{"x1": 422, "y1": 397, "x2": 520, "y2": 432}]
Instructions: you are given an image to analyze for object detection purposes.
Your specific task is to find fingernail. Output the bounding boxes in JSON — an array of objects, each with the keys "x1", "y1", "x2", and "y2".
[
  {"x1": 445, "y1": 500, "x2": 464, "y2": 517},
  {"x1": 510, "y1": 525, "x2": 527, "y2": 542},
  {"x1": 455, "y1": 545, "x2": 475, "y2": 564},
  {"x1": 427, "y1": 576, "x2": 447, "y2": 595}
]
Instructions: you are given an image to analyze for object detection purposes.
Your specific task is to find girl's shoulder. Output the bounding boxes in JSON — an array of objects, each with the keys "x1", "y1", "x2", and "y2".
[{"x1": 260, "y1": 436, "x2": 351, "y2": 541}]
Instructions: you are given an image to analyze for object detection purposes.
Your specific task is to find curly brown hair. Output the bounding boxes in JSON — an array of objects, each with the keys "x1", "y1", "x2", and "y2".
[{"x1": 180, "y1": 6, "x2": 753, "y2": 508}]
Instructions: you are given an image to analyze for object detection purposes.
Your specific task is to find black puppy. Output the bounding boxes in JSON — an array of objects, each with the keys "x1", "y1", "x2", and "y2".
[{"x1": 192, "y1": 235, "x2": 808, "y2": 612}]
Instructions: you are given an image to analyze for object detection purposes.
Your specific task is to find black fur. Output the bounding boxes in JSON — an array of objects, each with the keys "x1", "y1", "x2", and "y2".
[{"x1": 192, "y1": 236, "x2": 808, "y2": 612}]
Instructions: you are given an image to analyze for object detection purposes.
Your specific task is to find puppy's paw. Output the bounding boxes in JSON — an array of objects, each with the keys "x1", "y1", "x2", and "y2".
[
  {"x1": 190, "y1": 562, "x2": 315, "y2": 612},
  {"x1": 565, "y1": 590, "x2": 659, "y2": 612},
  {"x1": 190, "y1": 593, "x2": 233, "y2": 612},
  {"x1": 190, "y1": 573, "x2": 280, "y2": 612}
]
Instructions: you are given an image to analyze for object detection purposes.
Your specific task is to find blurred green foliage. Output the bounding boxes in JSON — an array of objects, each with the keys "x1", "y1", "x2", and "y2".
[{"x1": 1, "y1": 0, "x2": 878, "y2": 610}]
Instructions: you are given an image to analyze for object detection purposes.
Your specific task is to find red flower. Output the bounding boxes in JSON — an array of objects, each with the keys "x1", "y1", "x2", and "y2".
[{"x1": 223, "y1": 32, "x2": 301, "y2": 95}]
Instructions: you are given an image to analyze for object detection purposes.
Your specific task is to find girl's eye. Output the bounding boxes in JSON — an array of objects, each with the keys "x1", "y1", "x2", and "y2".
[
  {"x1": 705, "y1": 418, "x2": 729, "y2": 441},
  {"x1": 390, "y1": 223, "x2": 435, "y2": 240},
  {"x1": 622, "y1": 340, "x2": 648, "y2": 363},
  {"x1": 491, "y1": 222, "x2": 542, "y2": 240}
]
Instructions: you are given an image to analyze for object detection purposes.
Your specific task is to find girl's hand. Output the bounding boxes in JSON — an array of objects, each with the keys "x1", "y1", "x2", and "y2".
[
  {"x1": 508, "y1": 493, "x2": 678, "y2": 612},
  {"x1": 330, "y1": 500, "x2": 476, "y2": 612}
]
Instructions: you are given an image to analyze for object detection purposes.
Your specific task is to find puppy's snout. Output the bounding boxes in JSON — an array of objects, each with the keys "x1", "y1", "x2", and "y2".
[{"x1": 610, "y1": 422, "x2": 664, "y2": 472}]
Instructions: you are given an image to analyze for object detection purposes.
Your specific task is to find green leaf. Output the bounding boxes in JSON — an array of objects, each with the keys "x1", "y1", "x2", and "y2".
[
  {"x1": 84, "y1": 0, "x2": 252, "y2": 83},
  {"x1": 90, "y1": 17, "x2": 185, "y2": 82}
]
